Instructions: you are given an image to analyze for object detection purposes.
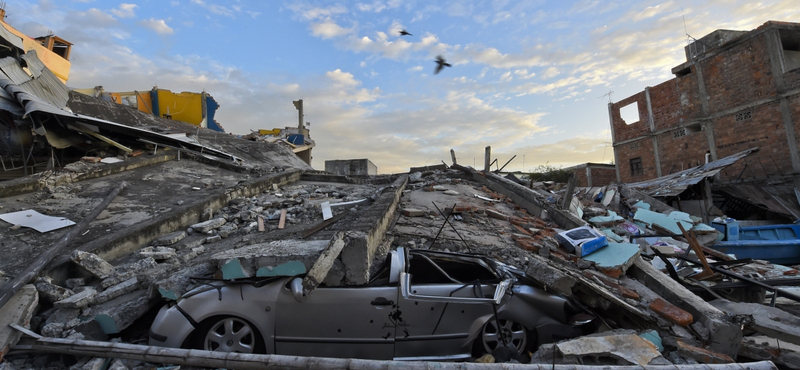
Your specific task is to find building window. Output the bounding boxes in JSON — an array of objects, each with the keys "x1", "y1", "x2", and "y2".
[
  {"x1": 673, "y1": 128, "x2": 687, "y2": 138},
  {"x1": 630, "y1": 157, "x2": 643, "y2": 176},
  {"x1": 628, "y1": 141, "x2": 640, "y2": 150},
  {"x1": 779, "y1": 29, "x2": 800, "y2": 72},
  {"x1": 619, "y1": 102, "x2": 640, "y2": 125}
]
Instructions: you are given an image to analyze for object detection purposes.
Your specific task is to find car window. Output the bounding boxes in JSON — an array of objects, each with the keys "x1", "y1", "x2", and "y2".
[
  {"x1": 366, "y1": 253, "x2": 393, "y2": 286},
  {"x1": 408, "y1": 252, "x2": 499, "y2": 284}
]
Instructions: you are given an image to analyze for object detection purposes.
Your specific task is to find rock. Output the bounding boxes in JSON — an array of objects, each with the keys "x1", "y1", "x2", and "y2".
[
  {"x1": 71, "y1": 251, "x2": 115, "y2": 279},
  {"x1": 65, "y1": 278, "x2": 86, "y2": 290},
  {"x1": 41, "y1": 322, "x2": 65, "y2": 338},
  {"x1": 205, "y1": 235, "x2": 222, "y2": 243},
  {"x1": 432, "y1": 185, "x2": 446, "y2": 191}
]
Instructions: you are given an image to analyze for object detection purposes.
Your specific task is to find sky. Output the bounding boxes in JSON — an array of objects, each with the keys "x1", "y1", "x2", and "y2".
[{"x1": 7, "y1": 1, "x2": 800, "y2": 174}]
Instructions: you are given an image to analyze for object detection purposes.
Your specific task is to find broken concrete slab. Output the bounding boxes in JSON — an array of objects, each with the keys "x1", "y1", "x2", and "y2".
[
  {"x1": 53, "y1": 287, "x2": 96, "y2": 309},
  {"x1": 93, "y1": 278, "x2": 140, "y2": 305},
  {"x1": 137, "y1": 246, "x2": 176, "y2": 260},
  {"x1": 152, "y1": 262, "x2": 214, "y2": 301},
  {"x1": 710, "y1": 299, "x2": 800, "y2": 346},
  {"x1": 71, "y1": 251, "x2": 115, "y2": 280},
  {"x1": 629, "y1": 257, "x2": 743, "y2": 357},
  {"x1": 210, "y1": 239, "x2": 328, "y2": 280},
  {"x1": 0, "y1": 284, "x2": 38, "y2": 359},
  {"x1": 634, "y1": 208, "x2": 693, "y2": 235},
  {"x1": 582, "y1": 242, "x2": 641, "y2": 278},
  {"x1": 190, "y1": 217, "x2": 226, "y2": 233},
  {"x1": 303, "y1": 232, "x2": 346, "y2": 293},
  {"x1": 34, "y1": 281, "x2": 74, "y2": 304},
  {"x1": 524, "y1": 254, "x2": 576, "y2": 296},
  {"x1": 84, "y1": 290, "x2": 155, "y2": 334},
  {"x1": 554, "y1": 331, "x2": 667, "y2": 365},
  {"x1": 101, "y1": 257, "x2": 157, "y2": 289},
  {"x1": 739, "y1": 337, "x2": 800, "y2": 369},
  {"x1": 152, "y1": 231, "x2": 186, "y2": 246},
  {"x1": 401, "y1": 208, "x2": 425, "y2": 217}
]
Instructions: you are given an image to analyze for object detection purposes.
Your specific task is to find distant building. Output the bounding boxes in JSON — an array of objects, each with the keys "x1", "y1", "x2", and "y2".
[
  {"x1": 564, "y1": 163, "x2": 617, "y2": 187},
  {"x1": 609, "y1": 21, "x2": 800, "y2": 186},
  {"x1": 325, "y1": 159, "x2": 377, "y2": 176},
  {"x1": 73, "y1": 87, "x2": 225, "y2": 132},
  {"x1": 0, "y1": 7, "x2": 72, "y2": 82}
]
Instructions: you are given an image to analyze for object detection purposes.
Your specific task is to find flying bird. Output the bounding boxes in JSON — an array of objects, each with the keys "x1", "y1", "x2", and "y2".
[
  {"x1": 399, "y1": 29, "x2": 412, "y2": 36},
  {"x1": 434, "y1": 55, "x2": 451, "y2": 74}
]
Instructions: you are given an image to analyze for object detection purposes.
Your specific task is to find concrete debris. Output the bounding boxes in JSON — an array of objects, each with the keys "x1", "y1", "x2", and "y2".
[
  {"x1": 676, "y1": 339, "x2": 735, "y2": 364},
  {"x1": 93, "y1": 278, "x2": 140, "y2": 305},
  {"x1": 152, "y1": 231, "x2": 186, "y2": 246},
  {"x1": 0, "y1": 284, "x2": 38, "y2": 358},
  {"x1": 53, "y1": 287, "x2": 96, "y2": 309},
  {"x1": 34, "y1": 280, "x2": 74, "y2": 303},
  {"x1": 71, "y1": 251, "x2": 115, "y2": 280},
  {"x1": 190, "y1": 217, "x2": 226, "y2": 233},
  {"x1": 552, "y1": 331, "x2": 668, "y2": 365},
  {"x1": 137, "y1": 246, "x2": 177, "y2": 260},
  {"x1": 710, "y1": 299, "x2": 800, "y2": 346}
]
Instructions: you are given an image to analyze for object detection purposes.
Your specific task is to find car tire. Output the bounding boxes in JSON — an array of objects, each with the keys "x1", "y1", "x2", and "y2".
[
  {"x1": 475, "y1": 318, "x2": 535, "y2": 361},
  {"x1": 193, "y1": 315, "x2": 266, "y2": 354}
]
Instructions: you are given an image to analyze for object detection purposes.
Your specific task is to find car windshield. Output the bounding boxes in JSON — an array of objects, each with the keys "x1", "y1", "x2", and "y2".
[{"x1": 408, "y1": 250, "x2": 500, "y2": 284}]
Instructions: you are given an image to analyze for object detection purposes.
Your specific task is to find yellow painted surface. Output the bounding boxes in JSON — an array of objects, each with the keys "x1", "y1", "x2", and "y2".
[
  {"x1": 0, "y1": 21, "x2": 71, "y2": 82},
  {"x1": 259, "y1": 129, "x2": 281, "y2": 136},
  {"x1": 156, "y1": 89, "x2": 204, "y2": 125},
  {"x1": 136, "y1": 92, "x2": 154, "y2": 115}
]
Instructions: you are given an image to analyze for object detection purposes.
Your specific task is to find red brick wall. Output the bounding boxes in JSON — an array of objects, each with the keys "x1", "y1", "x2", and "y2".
[
  {"x1": 616, "y1": 138, "x2": 657, "y2": 183},
  {"x1": 589, "y1": 167, "x2": 617, "y2": 187},
  {"x1": 656, "y1": 128, "x2": 710, "y2": 175},
  {"x1": 701, "y1": 34, "x2": 779, "y2": 114},
  {"x1": 610, "y1": 92, "x2": 650, "y2": 142}
]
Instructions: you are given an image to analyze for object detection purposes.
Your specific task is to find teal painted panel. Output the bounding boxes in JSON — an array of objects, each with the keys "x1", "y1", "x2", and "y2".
[
  {"x1": 583, "y1": 242, "x2": 640, "y2": 268},
  {"x1": 94, "y1": 314, "x2": 118, "y2": 334},
  {"x1": 221, "y1": 259, "x2": 249, "y2": 280},
  {"x1": 158, "y1": 288, "x2": 178, "y2": 301},
  {"x1": 256, "y1": 261, "x2": 307, "y2": 277}
]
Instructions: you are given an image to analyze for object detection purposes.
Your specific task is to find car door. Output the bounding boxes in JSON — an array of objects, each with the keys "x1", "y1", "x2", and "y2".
[
  {"x1": 274, "y1": 283, "x2": 398, "y2": 360},
  {"x1": 393, "y1": 251, "x2": 501, "y2": 360}
]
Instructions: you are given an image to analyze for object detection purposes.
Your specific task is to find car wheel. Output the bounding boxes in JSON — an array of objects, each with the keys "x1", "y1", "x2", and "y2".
[
  {"x1": 194, "y1": 316, "x2": 265, "y2": 353},
  {"x1": 478, "y1": 318, "x2": 532, "y2": 356}
]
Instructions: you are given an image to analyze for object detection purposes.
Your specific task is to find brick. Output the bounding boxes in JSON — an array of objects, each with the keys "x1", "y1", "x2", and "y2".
[
  {"x1": 512, "y1": 224, "x2": 532, "y2": 236},
  {"x1": 81, "y1": 156, "x2": 101, "y2": 163},
  {"x1": 649, "y1": 297, "x2": 693, "y2": 326},
  {"x1": 676, "y1": 340, "x2": 735, "y2": 364}
]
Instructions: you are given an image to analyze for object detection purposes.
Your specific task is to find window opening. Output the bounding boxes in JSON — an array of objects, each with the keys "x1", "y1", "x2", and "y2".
[
  {"x1": 779, "y1": 29, "x2": 800, "y2": 72},
  {"x1": 619, "y1": 102, "x2": 640, "y2": 125},
  {"x1": 630, "y1": 157, "x2": 643, "y2": 176}
]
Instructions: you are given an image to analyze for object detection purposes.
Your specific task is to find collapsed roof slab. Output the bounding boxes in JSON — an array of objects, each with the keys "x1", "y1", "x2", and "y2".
[{"x1": 629, "y1": 258, "x2": 743, "y2": 358}]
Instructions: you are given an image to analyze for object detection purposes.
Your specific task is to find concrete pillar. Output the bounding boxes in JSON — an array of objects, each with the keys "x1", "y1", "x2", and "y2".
[
  {"x1": 693, "y1": 64, "x2": 718, "y2": 162},
  {"x1": 607, "y1": 103, "x2": 621, "y2": 183},
  {"x1": 765, "y1": 30, "x2": 800, "y2": 174},
  {"x1": 780, "y1": 98, "x2": 800, "y2": 173},
  {"x1": 585, "y1": 167, "x2": 592, "y2": 187},
  {"x1": 645, "y1": 87, "x2": 662, "y2": 177},
  {"x1": 293, "y1": 99, "x2": 304, "y2": 133},
  {"x1": 484, "y1": 146, "x2": 491, "y2": 172},
  {"x1": 450, "y1": 149, "x2": 457, "y2": 165}
]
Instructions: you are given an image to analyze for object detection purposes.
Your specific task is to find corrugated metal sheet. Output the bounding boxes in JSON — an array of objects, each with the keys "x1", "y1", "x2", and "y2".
[
  {"x1": 0, "y1": 52, "x2": 240, "y2": 163},
  {"x1": 716, "y1": 183, "x2": 800, "y2": 219},
  {"x1": 626, "y1": 148, "x2": 758, "y2": 197},
  {"x1": 0, "y1": 23, "x2": 24, "y2": 51}
]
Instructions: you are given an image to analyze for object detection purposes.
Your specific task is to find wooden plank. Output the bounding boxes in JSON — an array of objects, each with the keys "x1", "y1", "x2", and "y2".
[
  {"x1": 257, "y1": 216, "x2": 265, "y2": 232},
  {"x1": 278, "y1": 209, "x2": 287, "y2": 229}
]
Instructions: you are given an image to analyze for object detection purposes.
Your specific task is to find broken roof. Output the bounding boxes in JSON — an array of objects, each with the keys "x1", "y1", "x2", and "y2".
[{"x1": 626, "y1": 148, "x2": 758, "y2": 197}]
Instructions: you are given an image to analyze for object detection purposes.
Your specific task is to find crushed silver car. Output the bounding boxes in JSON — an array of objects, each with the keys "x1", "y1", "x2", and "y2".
[{"x1": 149, "y1": 247, "x2": 596, "y2": 361}]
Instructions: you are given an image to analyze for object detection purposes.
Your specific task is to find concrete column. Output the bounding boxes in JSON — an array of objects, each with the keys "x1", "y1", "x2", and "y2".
[
  {"x1": 693, "y1": 64, "x2": 718, "y2": 161},
  {"x1": 780, "y1": 98, "x2": 800, "y2": 173},
  {"x1": 585, "y1": 167, "x2": 592, "y2": 187},
  {"x1": 293, "y1": 99, "x2": 304, "y2": 132},
  {"x1": 645, "y1": 87, "x2": 662, "y2": 177},
  {"x1": 607, "y1": 103, "x2": 621, "y2": 183},
  {"x1": 450, "y1": 149, "x2": 457, "y2": 165},
  {"x1": 484, "y1": 146, "x2": 491, "y2": 172}
]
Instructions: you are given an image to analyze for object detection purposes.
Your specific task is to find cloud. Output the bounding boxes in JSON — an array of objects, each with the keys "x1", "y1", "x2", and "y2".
[
  {"x1": 139, "y1": 18, "x2": 174, "y2": 35},
  {"x1": 289, "y1": 4, "x2": 348, "y2": 21},
  {"x1": 408, "y1": 65, "x2": 423, "y2": 71},
  {"x1": 110, "y1": 3, "x2": 137, "y2": 19},
  {"x1": 311, "y1": 20, "x2": 352, "y2": 39},
  {"x1": 191, "y1": 0, "x2": 235, "y2": 17}
]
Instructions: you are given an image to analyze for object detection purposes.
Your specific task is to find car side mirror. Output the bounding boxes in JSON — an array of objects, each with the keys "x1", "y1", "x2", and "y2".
[{"x1": 290, "y1": 277, "x2": 305, "y2": 302}]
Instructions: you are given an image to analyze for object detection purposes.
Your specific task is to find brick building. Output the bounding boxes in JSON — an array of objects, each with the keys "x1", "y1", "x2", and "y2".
[
  {"x1": 609, "y1": 21, "x2": 800, "y2": 188},
  {"x1": 564, "y1": 163, "x2": 617, "y2": 187}
]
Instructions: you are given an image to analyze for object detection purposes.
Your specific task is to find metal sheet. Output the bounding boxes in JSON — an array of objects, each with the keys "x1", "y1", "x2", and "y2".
[
  {"x1": 627, "y1": 148, "x2": 758, "y2": 197},
  {"x1": 0, "y1": 23, "x2": 24, "y2": 51},
  {"x1": 716, "y1": 184, "x2": 800, "y2": 219},
  {"x1": 0, "y1": 209, "x2": 75, "y2": 233}
]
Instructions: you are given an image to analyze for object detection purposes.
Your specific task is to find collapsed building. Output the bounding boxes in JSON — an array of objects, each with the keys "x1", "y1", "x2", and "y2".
[
  {"x1": 0, "y1": 13, "x2": 795, "y2": 370},
  {"x1": 610, "y1": 20, "x2": 800, "y2": 222}
]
